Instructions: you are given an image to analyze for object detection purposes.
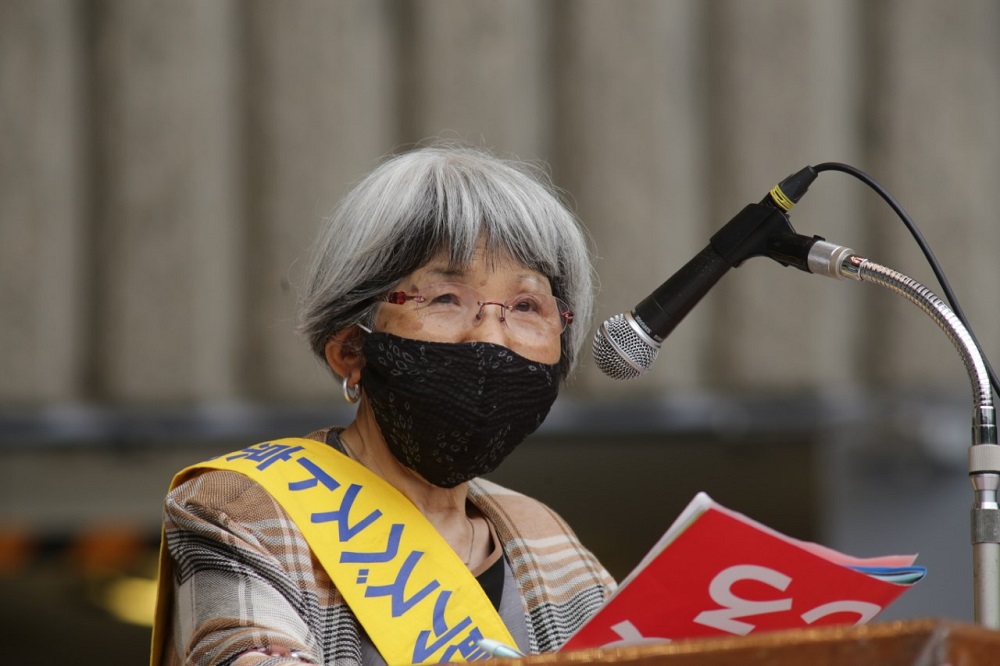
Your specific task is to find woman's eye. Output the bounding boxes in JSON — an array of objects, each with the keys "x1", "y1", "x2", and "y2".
[
  {"x1": 510, "y1": 296, "x2": 542, "y2": 313},
  {"x1": 429, "y1": 292, "x2": 461, "y2": 305}
]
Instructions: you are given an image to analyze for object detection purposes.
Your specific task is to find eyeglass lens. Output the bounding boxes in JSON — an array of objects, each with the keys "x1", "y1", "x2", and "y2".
[{"x1": 389, "y1": 282, "x2": 571, "y2": 341}]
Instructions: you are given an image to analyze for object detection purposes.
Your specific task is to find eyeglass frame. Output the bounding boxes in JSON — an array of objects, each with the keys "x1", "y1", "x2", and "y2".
[{"x1": 381, "y1": 282, "x2": 574, "y2": 333}]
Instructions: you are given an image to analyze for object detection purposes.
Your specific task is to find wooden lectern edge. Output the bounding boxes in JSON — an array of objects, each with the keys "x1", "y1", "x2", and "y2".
[{"x1": 497, "y1": 619, "x2": 1000, "y2": 666}]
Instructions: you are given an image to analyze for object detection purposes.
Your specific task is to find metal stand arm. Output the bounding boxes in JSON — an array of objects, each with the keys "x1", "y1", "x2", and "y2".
[{"x1": 820, "y1": 250, "x2": 999, "y2": 625}]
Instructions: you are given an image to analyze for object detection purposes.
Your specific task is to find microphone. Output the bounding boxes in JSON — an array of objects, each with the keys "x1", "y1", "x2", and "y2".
[{"x1": 594, "y1": 166, "x2": 831, "y2": 380}]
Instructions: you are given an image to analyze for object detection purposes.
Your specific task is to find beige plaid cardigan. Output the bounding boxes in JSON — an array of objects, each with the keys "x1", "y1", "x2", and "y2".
[{"x1": 155, "y1": 431, "x2": 615, "y2": 665}]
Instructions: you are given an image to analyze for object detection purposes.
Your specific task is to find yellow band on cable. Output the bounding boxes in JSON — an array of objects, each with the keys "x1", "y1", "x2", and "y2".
[
  {"x1": 152, "y1": 437, "x2": 514, "y2": 665},
  {"x1": 769, "y1": 185, "x2": 795, "y2": 212}
]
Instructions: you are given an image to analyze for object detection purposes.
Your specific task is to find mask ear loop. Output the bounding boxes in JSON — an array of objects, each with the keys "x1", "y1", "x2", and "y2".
[
  {"x1": 341, "y1": 323, "x2": 372, "y2": 404},
  {"x1": 342, "y1": 377, "x2": 361, "y2": 404}
]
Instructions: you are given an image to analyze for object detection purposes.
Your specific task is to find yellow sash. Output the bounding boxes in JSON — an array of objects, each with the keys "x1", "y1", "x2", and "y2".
[{"x1": 152, "y1": 437, "x2": 515, "y2": 665}]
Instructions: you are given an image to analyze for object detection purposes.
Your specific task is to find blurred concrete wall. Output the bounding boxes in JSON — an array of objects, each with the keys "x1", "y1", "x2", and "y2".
[
  {"x1": 2, "y1": 1, "x2": 1000, "y2": 656},
  {"x1": 3, "y1": 0, "x2": 998, "y2": 408}
]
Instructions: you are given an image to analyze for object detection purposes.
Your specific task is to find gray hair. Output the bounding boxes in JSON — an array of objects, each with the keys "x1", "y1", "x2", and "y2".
[{"x1": 298, "y1": 145, "x2": 595, "y2": 380}]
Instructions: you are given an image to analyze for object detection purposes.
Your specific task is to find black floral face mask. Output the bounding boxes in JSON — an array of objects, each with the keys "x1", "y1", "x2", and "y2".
[{"x1": 360, "y1": 331, "x2": 560, "y2": 488}]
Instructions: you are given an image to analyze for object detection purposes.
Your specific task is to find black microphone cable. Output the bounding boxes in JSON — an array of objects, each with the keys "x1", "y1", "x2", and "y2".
[{"x1": 811, "y1": 161, "x2": 999, "y2": 398}]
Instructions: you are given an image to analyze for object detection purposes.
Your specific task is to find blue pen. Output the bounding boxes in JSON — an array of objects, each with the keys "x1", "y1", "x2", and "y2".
[{"x1": 478, "y1": 638, "x2": 524, "y2": 658}]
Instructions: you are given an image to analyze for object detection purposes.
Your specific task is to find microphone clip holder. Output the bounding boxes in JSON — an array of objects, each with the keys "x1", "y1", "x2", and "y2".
[
  {"x1": 631, "y1": 195, "x2": 823, "y2": 346},
  {"x1": 710, "y1": 200, "x2": 821, "y2": 274}
]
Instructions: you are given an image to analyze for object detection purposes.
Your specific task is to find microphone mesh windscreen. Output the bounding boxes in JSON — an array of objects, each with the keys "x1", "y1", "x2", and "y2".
[{"x1": 592, "y1": 313, "x2": 659, "y2": 380}]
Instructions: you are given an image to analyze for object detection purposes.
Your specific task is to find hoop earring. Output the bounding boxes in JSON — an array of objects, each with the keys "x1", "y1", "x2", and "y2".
[{"x1": 342, "y1": 377, "x2": 361, "y2": 404}]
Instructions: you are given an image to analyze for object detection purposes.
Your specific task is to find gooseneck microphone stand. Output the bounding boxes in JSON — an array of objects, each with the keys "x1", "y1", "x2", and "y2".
[
  {"x1": 594, "y1": 160, "x2": 999, "y2": 625},
  {"x1": 810, "y1": 242, "x2": 1000, "y2": 626}
]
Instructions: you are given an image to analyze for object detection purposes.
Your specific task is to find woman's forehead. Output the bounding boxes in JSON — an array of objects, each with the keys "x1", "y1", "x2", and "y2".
[{"x1": 410, "y1": 250, "x2": 550, "y2": 288}]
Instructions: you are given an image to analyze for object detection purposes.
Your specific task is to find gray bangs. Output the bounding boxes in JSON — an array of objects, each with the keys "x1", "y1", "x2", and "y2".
[
  {"x1": 425, "y1": 154, "x2": 567, "y2": 282},
  {"x1": 298, "y1": 145, "x2": 595, "y2": 380}
]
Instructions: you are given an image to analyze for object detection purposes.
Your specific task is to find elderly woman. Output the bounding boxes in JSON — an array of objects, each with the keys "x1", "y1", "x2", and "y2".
[{"x1": 152, "y1": 146, "x2": 615, "y2": 665}]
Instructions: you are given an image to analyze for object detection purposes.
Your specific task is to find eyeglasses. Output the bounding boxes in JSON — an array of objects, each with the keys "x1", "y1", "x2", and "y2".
[{"x1": 383, "y1": 282, "x2": 573, "y2": 343}]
